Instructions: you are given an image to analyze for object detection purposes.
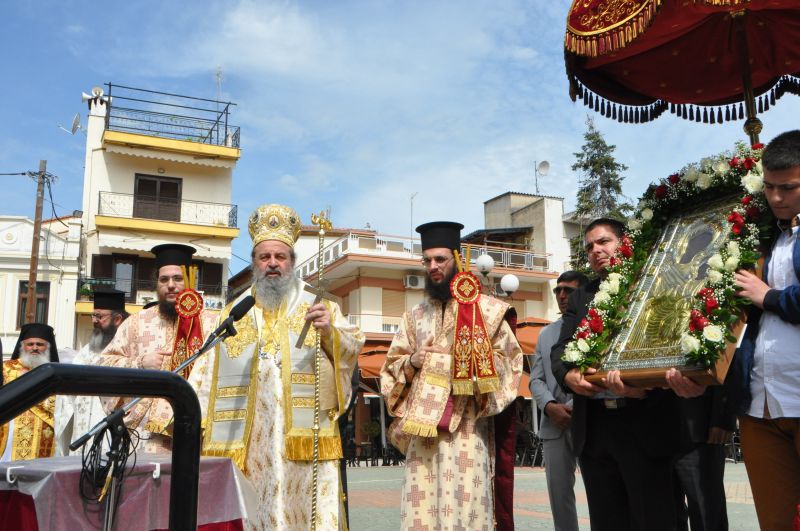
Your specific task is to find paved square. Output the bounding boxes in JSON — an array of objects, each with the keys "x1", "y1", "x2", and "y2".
[{"x1": 346, "y1": 462, "x2": 758, "y2": 530}]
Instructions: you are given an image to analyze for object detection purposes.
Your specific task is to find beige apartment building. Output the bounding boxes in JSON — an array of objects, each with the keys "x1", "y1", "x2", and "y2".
[{"x1": 74, "y1": 84, "x2": 240, "y2": 347}]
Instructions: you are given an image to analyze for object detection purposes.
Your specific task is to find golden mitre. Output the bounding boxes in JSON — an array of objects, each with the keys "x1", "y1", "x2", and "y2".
[{"x1": 248, "y1": 204, "x2": 302, "y2": 247}]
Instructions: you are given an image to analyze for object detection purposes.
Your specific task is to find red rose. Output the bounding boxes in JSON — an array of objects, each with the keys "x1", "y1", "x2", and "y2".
[
  {"x1": 727, "y1": 211, "x2": 744, "y2": 225},
  {"x1": 610, "y1": 257, "x2": 621, "y2": 266},
  {"x1": 741, "y1": 195, "x2": 752, "y2": 205},
  {"x1": 732, "y1": 224, "x2": 742, "y2": 235},
  {"x1": 697, "y1": 287, "x2": 714, "y2": 299},
  {"x1": 622, "y1": 235, "x2": 632, "y2": 246},
  {"x1": 743, "y1": 157, "x2": 755, "y2": 170},
  {"x1": 579, "y1": 318, "x2": 589, "y2": 329},
  {"x1": 589, "y1": 317, "x2": 604, "y2": 334},
  {"x1": 668, "y1": 173, "x2": 680, "y2": 185},
  {"x1": 588, "y1": 308, "x2": 599, "y2": 319},
  {"x1": 746, "y1": 206, "x2": 760, "y2": 220},
  {"x1": 655, "y1": 184, "x2": 668, "y2": 199},
  {"x1": 689, "y1": 313, "x2": 710, "y2": 331},
  {"x1": 576, "y1": 329, "x2": 590, "y2": 339},
  {"x1": 705, "y1": 297, "x2": 719, "y2": 315},
  {"x1": 729, "y1": 157, "x2": 739, "y2": 168},
  {"x1": 752, "y1": 143, "x2": 764, "y2": 149},
  {"x1": 619, "y1": 245, "x2": 633, "y2": 258}
]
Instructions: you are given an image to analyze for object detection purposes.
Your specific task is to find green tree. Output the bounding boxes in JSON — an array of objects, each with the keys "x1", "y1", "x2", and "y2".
[{"x1": 569, "y1": 117, "x2": 633, "y2": 271}]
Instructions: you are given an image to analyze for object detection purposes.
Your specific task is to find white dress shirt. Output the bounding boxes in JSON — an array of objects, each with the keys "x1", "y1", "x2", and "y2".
[{"x1": 747, "y1": 225, "x2": 800, "y2": 418}]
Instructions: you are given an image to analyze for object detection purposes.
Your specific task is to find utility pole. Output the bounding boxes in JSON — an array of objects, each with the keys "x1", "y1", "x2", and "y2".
[{"x1": 25, "y1": 160, "x2": 46, "y2": 324}]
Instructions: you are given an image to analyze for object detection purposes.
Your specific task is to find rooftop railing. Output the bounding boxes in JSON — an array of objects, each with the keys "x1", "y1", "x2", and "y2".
[
  {"x1": 295, "y1": 232, "x2": 552, "y2": 279},
  {"x1": 104, "y1": 83, "x2": 240, "y2": 148}
]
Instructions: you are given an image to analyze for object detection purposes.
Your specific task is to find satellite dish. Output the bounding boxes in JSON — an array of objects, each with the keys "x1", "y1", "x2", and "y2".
[
  {"x1": 536, "y1": 160, "x2": 550, "y2": 176},
  {"x1": 70, "y1": 113, "x2": 81, "y2": 134}
]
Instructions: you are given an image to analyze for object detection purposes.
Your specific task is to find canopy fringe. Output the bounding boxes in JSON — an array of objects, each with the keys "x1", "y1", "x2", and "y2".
[
  {"x1": 565, "y1": 0, "x2": 662, "y2": 57},
  {"x1": 572, "y1": 75, "x2": 800, "y2": 125}
]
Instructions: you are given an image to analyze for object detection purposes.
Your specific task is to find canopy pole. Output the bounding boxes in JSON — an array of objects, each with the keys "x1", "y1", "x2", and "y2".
[{"x1": 733, "y1": 10, "x2": 762, "y2": 145}]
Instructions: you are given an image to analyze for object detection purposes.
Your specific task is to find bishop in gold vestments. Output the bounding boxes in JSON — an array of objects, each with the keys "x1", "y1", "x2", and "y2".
[{"x1": 190, "y1": 204, "x2": 364, "y2": 530}]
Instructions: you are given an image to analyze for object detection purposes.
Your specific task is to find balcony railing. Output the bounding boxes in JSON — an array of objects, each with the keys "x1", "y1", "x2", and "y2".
[
  {"x1": 78, "y1": 277, "x2": 226, "y2": 310},
  {"x1": 296, "y1": 232, "x2": 552, "y2": 279},
  {"x1": 105, "y1": 84, "x2": 240, "y2": 148},
  {"x1": 98, "y1": 191, "x2": 238, "y2": 228}
]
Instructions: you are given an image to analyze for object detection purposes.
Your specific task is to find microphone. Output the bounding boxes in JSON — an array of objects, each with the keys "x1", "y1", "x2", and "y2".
[{"x1": 207, "y1": 295, "x2": 255, "y2": 340}]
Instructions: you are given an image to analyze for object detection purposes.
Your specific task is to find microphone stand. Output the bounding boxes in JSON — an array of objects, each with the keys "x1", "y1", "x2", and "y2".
[{"x1": 69, "y1": 320, "x2": 239, "y2": 531}]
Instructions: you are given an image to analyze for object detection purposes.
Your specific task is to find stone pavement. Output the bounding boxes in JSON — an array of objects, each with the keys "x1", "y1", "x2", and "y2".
[{"x1": 346, "y1": 462, "x2": 759, "y2": 530}]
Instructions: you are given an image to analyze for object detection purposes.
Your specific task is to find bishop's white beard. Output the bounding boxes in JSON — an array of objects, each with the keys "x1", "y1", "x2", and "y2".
[
  {"x1": 19, "y1": 348, "x2": 50, "y2": 370},
  {"x1": 254, "y1": 270, "x2": 294, "y2": 311}
]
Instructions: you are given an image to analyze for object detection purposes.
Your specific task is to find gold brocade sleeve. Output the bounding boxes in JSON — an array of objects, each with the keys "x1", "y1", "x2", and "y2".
[
  {"x1": 380, "y1": 310, "x2": 419, "y2": 419},
  {"x1": 320, "y1": 299, "x2": 364, "y2": 422}
]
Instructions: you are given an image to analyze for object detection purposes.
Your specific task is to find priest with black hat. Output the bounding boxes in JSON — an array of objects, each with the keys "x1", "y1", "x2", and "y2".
[
  {"x1": 380, "y1": 221, "x2": 523, "y2": 531},
  {"x1": 1, "y1": 323, "x2": 59, "y2": 461},
  {"x1": 54, "y1": 289, "x2": 129, "y2": 456},
  {"x1": 98, "y1": 243, "x2": 217, "y2": 454}
]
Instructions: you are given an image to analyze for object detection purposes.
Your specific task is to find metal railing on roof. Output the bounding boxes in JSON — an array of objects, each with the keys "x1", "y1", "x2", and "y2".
[
  {"x1": 104, "y1": 83, "x2": 240, "y2": 148},
  {"x1": 295, "y1": 232, "x2": 552, "y2": 278}
]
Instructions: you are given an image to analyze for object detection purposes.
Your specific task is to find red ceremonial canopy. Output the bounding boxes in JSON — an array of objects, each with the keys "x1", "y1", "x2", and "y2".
[{"x1": 564, "y1": 0, "x2": 800, "y2": 141}]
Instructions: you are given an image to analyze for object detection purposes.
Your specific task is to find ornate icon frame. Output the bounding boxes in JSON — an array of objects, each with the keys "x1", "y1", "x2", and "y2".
[{"x1": 586, "y1": 196, "x2": 745, "y2": 387}]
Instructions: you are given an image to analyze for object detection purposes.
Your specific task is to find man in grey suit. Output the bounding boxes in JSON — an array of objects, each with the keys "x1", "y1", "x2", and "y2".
[{"x1": 530, "y1": 270, "x2": 589, "y2": 531}]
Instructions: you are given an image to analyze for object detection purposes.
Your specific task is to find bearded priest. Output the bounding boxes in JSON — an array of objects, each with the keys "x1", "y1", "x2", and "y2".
[
  {"x1": 380, "y1": 221, "x2": 523, "y2": 531},
  {"x1": 1, "y1": 323, "x2": 59, "y2": 461},
  {"x1": 99, "y1": 243, "x2": 218, "y2": 454},
  {"x1": 189, "y1": 204, "x2": 364, "y2": 531}
]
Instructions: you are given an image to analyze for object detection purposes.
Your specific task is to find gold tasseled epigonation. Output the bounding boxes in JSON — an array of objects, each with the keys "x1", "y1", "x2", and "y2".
[{"x1": 284, "y1": 434, "x2": 343, "y2": 461}]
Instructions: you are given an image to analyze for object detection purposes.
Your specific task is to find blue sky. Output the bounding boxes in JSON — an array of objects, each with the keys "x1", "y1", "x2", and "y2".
[{"x1": 2, "y1": 1, "x2": 799, "y2": 275}]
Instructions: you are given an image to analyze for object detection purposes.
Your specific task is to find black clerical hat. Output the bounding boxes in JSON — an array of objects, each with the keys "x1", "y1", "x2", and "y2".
[
  {"x1": 93, "y1": 289, "x2": 126, "y2": 312},
  {"x1": 415, "y1": 221, "x2": 464, "y2": 251},
  {"x1": 151, "y1": 244, "x2": 196, "y2": 269},
  {"x1": 12, "y1": 322, "x2": 59, "y2": 362}
]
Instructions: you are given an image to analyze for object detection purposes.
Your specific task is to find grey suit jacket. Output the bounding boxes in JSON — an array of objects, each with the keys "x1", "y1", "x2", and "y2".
[{"x1": 529, "y1": 319, "x2": 572, "y2": 440}]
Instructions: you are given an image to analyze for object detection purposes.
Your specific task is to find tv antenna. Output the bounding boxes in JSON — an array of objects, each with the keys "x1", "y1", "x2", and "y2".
[{"x1": 534, "y1": 160, "x2": 549, "y2": 194}]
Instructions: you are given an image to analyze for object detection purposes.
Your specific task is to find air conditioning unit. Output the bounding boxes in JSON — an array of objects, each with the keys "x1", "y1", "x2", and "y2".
[{"x1": 404, "y1": 274, "x2": 425, "y2": 289}]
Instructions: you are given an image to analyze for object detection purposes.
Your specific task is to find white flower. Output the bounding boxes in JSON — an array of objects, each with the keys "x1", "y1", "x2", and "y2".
[
  {"x1": 680, "y1": 333, "x2": 701, "y2": 354},
  {"x1": 576, "y1": 338, "x2": 590, "y2": 353},
  {"x1": 726, "y1": 240, "x2": 740, "y2": 258},
  {"x1": 742, "y1": 172, "x2": 763, "y2": 193},
  {"x1": 683, "y1": 167, "x2": 699, "y2": 183},
  {"x1": 627, "y1": 218, "x2": 643, "y2": 231},
  {"x1": 640, "y1": 208, "x2": 654, "y2": 221},
  {"x1": 696, "y1": 172, "x2": 713, "y2": 190},
  {"x1": 702, "y1": 325, "x2": 724, "y2": 343},
  {"x1": 700, "y1": 157, "x2": 714, "y2": 171},
  {"x1": 606, "y1": 278, "x2": 620, "y2": 294},
  {"x1": 607, "y1": 272, "x2": 623, "y2": 283},
  {"x1": 707, "y1": 254, "x2": 724, "y2": 270},
  {"x1": 724, "y1": 255, "x2": 739, "y2": 272},
  {"x1": 755, "y1": 160, "x2": 763, "y2": 174},
  {"x1": 707, "y1": 270, "x2": 723, "y2": 284},
  {"x1": 713, "y1": 160, "x2": 729, "y2": 175},
  {"x1": 563, "y1": 345, "x2": 583, "y2": 363},
  {"x1": 593, "y1": 290, "x2": 611, "y2": 305}
]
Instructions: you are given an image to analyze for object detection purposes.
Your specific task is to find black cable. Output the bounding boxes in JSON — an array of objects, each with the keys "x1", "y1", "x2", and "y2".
[
  {"x1": 45, "y1": 178, "x2": 69, "y2": 228},
  {"x1": 0, "y1": 172, "x2": 28, "y2": 176},
  {"x1": 78, "y1": 419, "x2": 140, "y2": 529}
]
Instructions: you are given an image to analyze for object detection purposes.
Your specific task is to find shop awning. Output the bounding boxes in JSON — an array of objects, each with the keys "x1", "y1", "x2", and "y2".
[{"x1": 516, "y1": 318, "x2": 549, "y2": 354}]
